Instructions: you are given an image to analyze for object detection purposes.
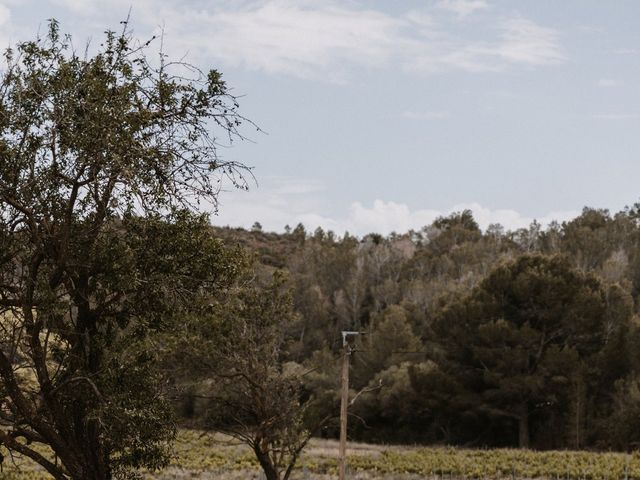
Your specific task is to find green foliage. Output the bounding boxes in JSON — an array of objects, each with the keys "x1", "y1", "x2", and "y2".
[
  {"x1": 204, "y1": 204, "x2": 640, "y2": 451},
  {"x1": 604, "y1": 377, "x2": 640, "y2": 449},
  {"x1": 0, "y1": 19, "x2": 250, "y2": 479},
  {"x1": 434, "y1": 254, "x2": 621, "y2": 448},
  {"x1": 173, "y1": 269, "x2": 328, "y2": 480},
  {"x1": 353, "y1": 361, "x2": 437, "y2": 442},
  {"x1": 352, "y1": 305, "x2": 422, "y2": 389}
]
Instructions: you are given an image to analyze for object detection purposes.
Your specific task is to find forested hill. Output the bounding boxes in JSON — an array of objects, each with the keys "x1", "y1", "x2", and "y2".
[{"x1": 205, "y1": 206, "x2": 640, "y2": 451}]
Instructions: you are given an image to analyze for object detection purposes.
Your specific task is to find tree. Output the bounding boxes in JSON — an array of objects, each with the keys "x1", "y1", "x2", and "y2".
[
  {"x1": 351, "y1": 305, "x2": 422, "y2": 389},
  {"x1": 352, "y1": 361, "x2": 438, "y2": 443},
  {"x1": 176, "y1": 270, "x2": 331, "y2": 480},
  {"x1": 435, "y1": 254, "x2": 609, "y2": 448},
  {"x1": 603, "y1": 377, "x2": 640, "y2": 450},
  {"x1": 561, "y1": 208, "x2": 612, "y2": 271},
  {"x1": 430, "y1": 210, "x2": 482, "y2": 254},
  {"x1": 0, "y1": 20, "x2": 250, "y2": 479}
]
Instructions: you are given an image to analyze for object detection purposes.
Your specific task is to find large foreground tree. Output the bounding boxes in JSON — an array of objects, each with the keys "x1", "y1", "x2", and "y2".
[{"x1": 0, "y1": 20, "x2": 250, "y2": 479}]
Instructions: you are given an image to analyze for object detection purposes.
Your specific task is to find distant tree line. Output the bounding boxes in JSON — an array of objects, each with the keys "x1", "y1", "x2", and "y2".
[{"x1": 188, "y1": 207, "x2": 640, "y2": 452}]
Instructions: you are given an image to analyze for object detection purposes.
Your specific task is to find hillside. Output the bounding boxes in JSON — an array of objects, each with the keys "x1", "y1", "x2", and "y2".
[{"x1": 204, "y1": 207, "x2": 640, "y2": 451}]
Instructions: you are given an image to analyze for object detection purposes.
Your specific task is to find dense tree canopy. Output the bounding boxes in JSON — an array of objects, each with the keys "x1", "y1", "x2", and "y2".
[
  {"x1": 209, "y1": 207, "x2": 640, "y2": 451},
  {"x1": 435, "y1": 254, "x2": 611, "y2": 448},
  {"x1": 0, "y1": 20, "x2": 250, "y2": 479}
]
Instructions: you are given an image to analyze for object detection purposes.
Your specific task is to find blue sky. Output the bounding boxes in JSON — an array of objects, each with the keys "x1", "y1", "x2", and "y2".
[{"x1": 3, "y1": 0, "x2": 640, "y2": 235}]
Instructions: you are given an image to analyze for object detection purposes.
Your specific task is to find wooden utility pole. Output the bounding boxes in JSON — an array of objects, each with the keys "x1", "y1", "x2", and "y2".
[
  {"x1": 339, "y1": 331, "x2": 359, "y2": 480},
  {"x1": 338, "y1": 344, "x2": 350, "y2": 480}
]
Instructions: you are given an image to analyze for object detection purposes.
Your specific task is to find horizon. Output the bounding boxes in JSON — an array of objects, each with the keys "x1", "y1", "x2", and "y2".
[{"x1": 215, "y1": 201, "x2": 638, "y2": 237}]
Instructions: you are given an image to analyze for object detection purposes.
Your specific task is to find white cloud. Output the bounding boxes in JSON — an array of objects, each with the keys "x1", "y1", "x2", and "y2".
[
  {"x1": 494, "y1": 17, "x2": 565, "y2": 66},
  {"x1": 299, "y1": 201, "x2": 578, "y2": 236},
  {"x1": 437, "y1": 0, "x2": 489, "y2": 18},
  {"x1": 49, "y1": 1, "x2": 564, "y2": 81},
  {"x1": 91, "y1": 1, "x2": 395, "y2": 82},
  {"x1": 444, "y1": 202, "x2": 578, "y2": 231},
  {"x1": 184, "y1": 1, "x2": 395, "y2": 72},
  {"x1": 408, "y1": 16, "x2": 565, "y2": 74},
  {"x1": 212, "y1": 176, "x2": 328, "y2": 229},
  {"x1": 597, "y1": 78, "x2": 621, "y2": 88},
  {"x1": 210, "y1": 181, "x2": 578, "y2": 236}
]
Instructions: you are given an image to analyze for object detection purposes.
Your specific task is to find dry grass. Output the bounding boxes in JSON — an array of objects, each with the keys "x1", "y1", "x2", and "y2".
[
  {"x1": 3, "y1": 430, "x2": 640, "y2": 479},
  {"x1": 304, "y1": 437, "x2": 390, "y2": 458}
]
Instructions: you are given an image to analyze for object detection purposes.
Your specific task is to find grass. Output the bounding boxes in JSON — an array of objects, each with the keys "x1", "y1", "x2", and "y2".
[{"x1": 2, "y1": 430, "x2": 640, "y2": 479}]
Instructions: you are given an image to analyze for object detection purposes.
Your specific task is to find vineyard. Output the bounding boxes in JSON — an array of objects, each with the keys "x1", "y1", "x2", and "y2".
[{"x1": 3, "y1": 430, "x2": 640, "y2": 479}]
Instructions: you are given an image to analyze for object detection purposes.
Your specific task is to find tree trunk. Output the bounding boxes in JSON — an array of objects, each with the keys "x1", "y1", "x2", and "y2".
[
  {"x1": 79, "y1": 444, "x2": 111, "y2": 480},
  {"x1": 518, "y1": 402, "x2": 530, "y2": 449},
  {"x1": 67, "y1": 440, "x2": 111, "y2": 480},
  {"x1": 75, "y1": 463, "x2": 111, "y2": 480},
  {"x1": 254, "y1": 443, "x2": 279, "y2": 480},
  {"x1": 569, "y1": 372, "x2": 586, "y2": 449}
]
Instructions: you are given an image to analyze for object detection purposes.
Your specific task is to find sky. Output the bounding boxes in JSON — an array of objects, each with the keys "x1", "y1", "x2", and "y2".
[{"x1": 2, "y1": 0, "x2": 640, "y2": 236}]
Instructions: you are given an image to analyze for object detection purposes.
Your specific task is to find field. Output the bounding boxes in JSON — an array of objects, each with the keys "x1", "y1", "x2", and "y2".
[{"x1": 3, "y1": 430, "x2": 640, "y2": 479}]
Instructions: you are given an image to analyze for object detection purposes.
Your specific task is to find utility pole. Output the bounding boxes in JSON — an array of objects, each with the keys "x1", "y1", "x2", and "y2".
[{"x1": 339, "y1": 331, "x2": 359, "y2": 480}]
